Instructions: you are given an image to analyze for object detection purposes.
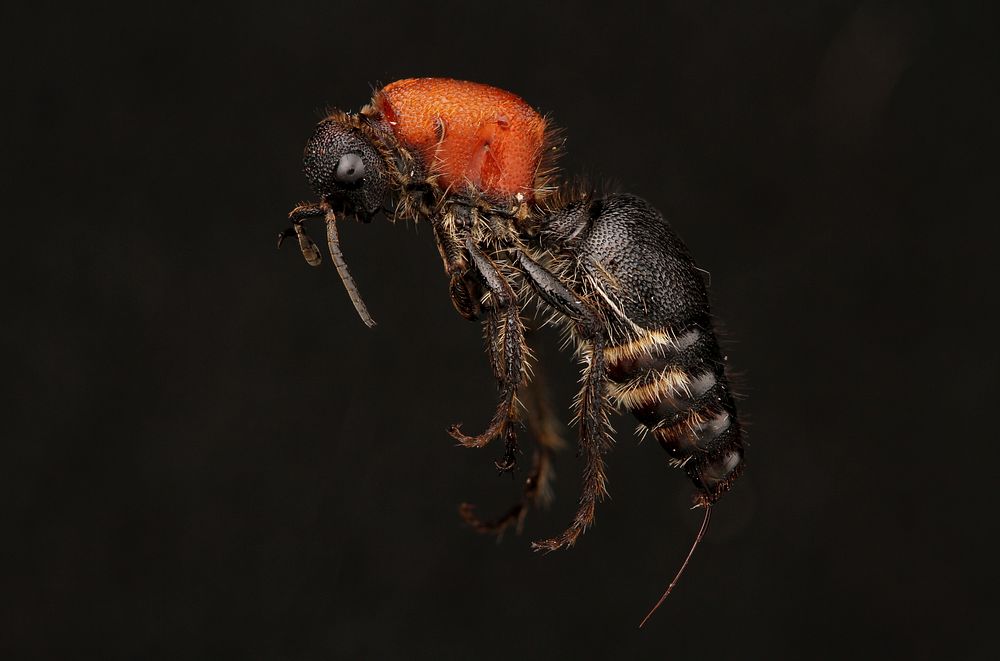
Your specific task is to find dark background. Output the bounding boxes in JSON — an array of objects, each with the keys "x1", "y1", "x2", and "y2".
[{"x1": 6, "y1": 1, "x2": 999, "y2": 658}]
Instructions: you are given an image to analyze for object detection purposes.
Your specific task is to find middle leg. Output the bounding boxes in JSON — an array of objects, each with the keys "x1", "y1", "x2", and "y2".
[
  {"x1": 447, "y1": 238, "x2": 528, "y2": 474},
  {"x1": 459, "y1": 325, "x2": 567, "y2": 536}
]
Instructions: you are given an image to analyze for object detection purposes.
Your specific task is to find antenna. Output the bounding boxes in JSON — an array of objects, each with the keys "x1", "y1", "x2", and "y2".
[{"x1": 325, "y1": 209, "x2": 376, "y2": 328}]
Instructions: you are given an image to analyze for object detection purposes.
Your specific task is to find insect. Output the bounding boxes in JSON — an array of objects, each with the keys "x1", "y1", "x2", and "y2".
[{"x1": 279, "y1": 78, "x2": 745, "y2": 626}]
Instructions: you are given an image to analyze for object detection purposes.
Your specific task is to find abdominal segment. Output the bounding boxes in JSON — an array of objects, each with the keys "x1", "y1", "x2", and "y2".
[{"x1": 605, "y1": 326, "x2": 744, "y2": 498}]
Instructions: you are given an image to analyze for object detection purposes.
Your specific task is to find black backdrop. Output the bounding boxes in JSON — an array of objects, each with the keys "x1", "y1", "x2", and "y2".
[{"x1": 6, "y1": 1, "x2": 999, "y2": 659}]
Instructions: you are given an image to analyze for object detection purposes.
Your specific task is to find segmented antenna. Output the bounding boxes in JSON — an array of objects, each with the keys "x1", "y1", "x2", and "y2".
[
  {"x1": 325, "y1": 209, "x2": 376, "y2": 328},
  {"x1": 639, "y1": 504, "x2": 712, "y2": 629}
]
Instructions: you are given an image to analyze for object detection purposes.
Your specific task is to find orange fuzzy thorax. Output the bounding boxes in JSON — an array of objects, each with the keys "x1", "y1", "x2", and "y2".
[{"x1": 374, "y1": 78, "x2": 547, "y2": 202}]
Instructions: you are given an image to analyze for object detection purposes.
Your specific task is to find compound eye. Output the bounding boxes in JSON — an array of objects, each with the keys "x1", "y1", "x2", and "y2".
[{"x1": 334, "y1": 152, "x2": 365, "y2": 186}]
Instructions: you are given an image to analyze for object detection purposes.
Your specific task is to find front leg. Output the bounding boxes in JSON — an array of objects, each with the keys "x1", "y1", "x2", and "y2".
[{"x1": 431, "y1": 213, "x2": 484, "y2": 322}]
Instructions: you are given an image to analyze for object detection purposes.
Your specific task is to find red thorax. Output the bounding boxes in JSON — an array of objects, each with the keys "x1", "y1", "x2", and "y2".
[{"x1": 375, "y1": 78, "x2": 548, "y2": 202}]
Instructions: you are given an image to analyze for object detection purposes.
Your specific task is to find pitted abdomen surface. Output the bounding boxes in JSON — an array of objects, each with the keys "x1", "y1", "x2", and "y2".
[
  {"x1": 585, "y1": 196, "x2": 710, "y2": 329},
  {"x1": 541, "y1": 193, "x2": 744, "y2": 501}
]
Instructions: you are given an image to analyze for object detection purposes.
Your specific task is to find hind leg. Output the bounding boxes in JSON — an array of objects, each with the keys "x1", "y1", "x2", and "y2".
[{"x1": 513, "y1": 251, "x2": 613, "y2": 552}]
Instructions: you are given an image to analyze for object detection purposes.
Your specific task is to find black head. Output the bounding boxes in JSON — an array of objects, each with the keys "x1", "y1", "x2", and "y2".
[{"x1": 303, "y1": 117, "x2": 390, "y2": 219}]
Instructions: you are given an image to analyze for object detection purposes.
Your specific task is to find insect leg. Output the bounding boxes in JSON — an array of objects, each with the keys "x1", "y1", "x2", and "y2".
[
  {"x1": 448, "y1": 239, "x2": 526, "y2": 474},
  {"x1": 515, "y1": 330, "x2": 565, "y2": 512},
  {"x1": 459, "y1": 329, "x2": 566, "y2": 536},
  {"x1": 430, "y1": 216, "x2": 484, "y2": 322},
  {"x1": 513, "y1": 251, "x2": 612, "y2": 552}
]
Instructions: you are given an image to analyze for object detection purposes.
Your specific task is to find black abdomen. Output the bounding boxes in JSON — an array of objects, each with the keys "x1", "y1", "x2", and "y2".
[
  {"x1": 605, "y1": 326, "x2": 744, "y2": 501},
  {"x1": 539, "y1": 193, "x2": 745, "y2": 501}
]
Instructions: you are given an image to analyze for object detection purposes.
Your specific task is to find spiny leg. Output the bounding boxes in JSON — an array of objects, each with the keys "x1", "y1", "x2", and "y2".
[
  {"x1": 431, "y1": 209, "x2": 484, "y2": 322},
  {"x1": 448, "y1": 270, "x2": 483, "y2": 322},
  {"x1": 531, "y1": 335, "x2": 609, "y2": 551},
  {"x1": 428, "y1": 217, "x2": 518, "y2": 466},
  {"x1": 452, "y1": 303, "x2": 521, "y2": 471},
  {"x1": 513, "y1": 251, "x2": 612, "y2": 552},
  {"x1": 459, "y1": 331, "x2": 567, "y2": 536},
  {"x1": 516, "y1": 323, "x2": 566, "y2": 513},
  {"x1": 448, "y1": 238, "x2": 526, "y2": 473}
]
